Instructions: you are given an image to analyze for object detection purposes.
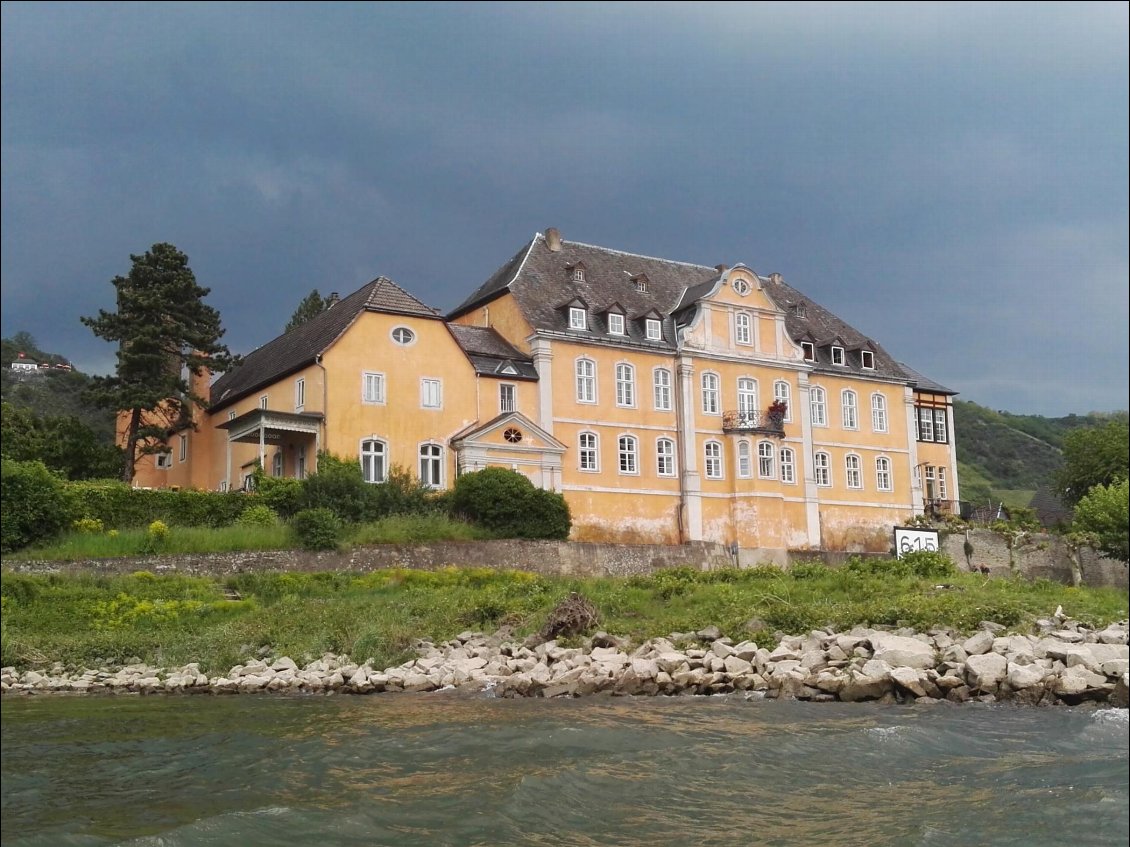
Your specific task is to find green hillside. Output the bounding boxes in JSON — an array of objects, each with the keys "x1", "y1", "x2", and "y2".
[{"x1": 953, "y1": 401, "x2": 1127, "y2": 508}]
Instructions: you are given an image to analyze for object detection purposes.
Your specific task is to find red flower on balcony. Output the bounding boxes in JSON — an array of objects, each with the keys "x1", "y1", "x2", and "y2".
[{"x1": 766, "y1": 399, "x2": 787, "y2": 428}]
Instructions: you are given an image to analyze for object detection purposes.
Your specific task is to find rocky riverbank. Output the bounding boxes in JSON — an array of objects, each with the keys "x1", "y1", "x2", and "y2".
[{"x1": 4, "y1": 614, "x2": 1128, "y2": 707}]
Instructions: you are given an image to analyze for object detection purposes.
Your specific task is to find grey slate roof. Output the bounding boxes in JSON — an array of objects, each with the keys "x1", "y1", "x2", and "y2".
[
  {"x1": 210, "y1": 277, "x2": 439, "y2": 410},
  {"x1": 895, "y1": 361, "x2": 957, "y2": 395},
  {"x1": 447, "y1": 324, "x2": 538, "y2": 380}
]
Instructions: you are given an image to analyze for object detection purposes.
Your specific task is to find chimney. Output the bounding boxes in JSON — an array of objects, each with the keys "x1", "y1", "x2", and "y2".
[
  {"x1": 327, "y1": 291, "x2": 340, "y2": 308},
  {"x1": 714, "y1": 264, "x2": 728, "y2": 274},
  {"x1": 769, "y1": 273, "x2": 782, "y2": 284},
  {"x1": 545, "y1": 227, "x2": 562, "y2": 252}
]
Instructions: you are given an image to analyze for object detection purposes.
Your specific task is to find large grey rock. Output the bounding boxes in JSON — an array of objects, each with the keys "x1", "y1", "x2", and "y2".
[
  {"x1": 961, "y1": 631, "x2": 994, "y2": 656},
  {"x1": 722, "y1": 655, "x2": 754, "y2": 676},
  {"x1": 889, "y1": 666, "x2": 927, "y2": 697},
  {"x1": 839, "y1": 665, "x2": 892, "y2": 702},
  {"x1": 1006, "y1": 663, "x2": 1047, "y2": 690},
  {"x1": 992, "y1": 636, "x2": 1034, "y2": 658},
  {"x1": 869, "y1": 634, "x2": 937, "y2": 670},
  {"x1": 965, "y1": 652, "x2": 1007, "y2": 691}
]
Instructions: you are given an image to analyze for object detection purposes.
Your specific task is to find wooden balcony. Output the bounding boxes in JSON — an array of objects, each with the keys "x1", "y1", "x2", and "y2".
[{"x1": 722, "y1": 409, "x2": 785, "y2": 437}]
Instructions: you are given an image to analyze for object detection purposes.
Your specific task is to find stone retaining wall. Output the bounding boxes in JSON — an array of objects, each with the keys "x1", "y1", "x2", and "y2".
[{"x1": 941, "y1": 529, "x2": 1127, "y2": 590}]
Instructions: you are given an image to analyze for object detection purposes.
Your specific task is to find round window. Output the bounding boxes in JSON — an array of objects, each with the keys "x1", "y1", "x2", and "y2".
[
  {"x1": 733, "y1": 278, "x2": 751, "y2": 296},
  {"x1": 503, "y1": 428, "x2": 523, "y2": 443},
  {"x1": 391, "y1": 326, "x2": 416, "y2": 345}
]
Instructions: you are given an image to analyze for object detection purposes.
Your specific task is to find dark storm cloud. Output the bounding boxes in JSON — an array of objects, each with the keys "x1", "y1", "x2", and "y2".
[{"x1": 2, "y1": 1, "x2": 1126, "y2": 414}]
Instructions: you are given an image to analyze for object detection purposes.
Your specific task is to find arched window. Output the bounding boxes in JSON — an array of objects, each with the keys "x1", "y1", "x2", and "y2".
[
  {"x1": 704, "y1": 441, "x2": 723, "y2": 479},
  {"x1": 656, "y1": 438, "x2": 676, "y2": 477},
  {"x1": 735, "y1": 312, "x2": 752, "y2": 345},
  {"x1": 360, "y1": 439, "x2": 387, "y2": 484},
  {"x1": 419, "y1": 443, "x2": 443, "y2": 488},
  {"x1": 737, "y1": 378, "x2": 758, "y2": 417},
  {"x1": 578, "y1": 431, "x2": 599, "y2": 472},
  {"x1": 272, "y1": 451, "x2": 283, "y2": 478},
  {"x1": 876, "y1": 456, "x2": 892, "y2": 491},
  {"x1": 841, "y1": 390, "x2": 858, "y2": 429},
  {"x1": 618, "y1": 435, "x2": 639, "y2": 475},
  {"x1": 871, "y1": 393, "x2": 888, "y2": 433},
  {"x1": 779, "y1": 447, "x2": 796, "y2": 484},
  {"x1": 701, "y1": 372, "x2": 720, "y2": 414},
  {"x1": 575, "y1": 358, "x2": 596, "y2": 403},
  {"x1": 737, "y1": 440, "x2": 752, "y2": 478},
  {"x1": 615, "y1": 363, "x2": 636, "y2": 407},
  {"x1": 845, "y1": 454, "x2": 863, "y2": 489},
  {"x1": 653, "y1": 368, "x2": 672, "y2": 411},
  {"x1": 810, "y1": 386, "x2": 827, "y2": 427},
  {"x1": 774, "y1": 380, "x2": 792, "y2": 422},
  {"x1": 758, "y1": 441, "x2": 775, "y2": 478},
  {"x1": 814, "y1": 451, "x2": 831, "y2": 487}
]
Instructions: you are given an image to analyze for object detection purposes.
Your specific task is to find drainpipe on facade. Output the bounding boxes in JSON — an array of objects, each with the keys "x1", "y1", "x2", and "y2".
[{"x1": 316, "y1": 353, "x2": 328, "y2": 472}]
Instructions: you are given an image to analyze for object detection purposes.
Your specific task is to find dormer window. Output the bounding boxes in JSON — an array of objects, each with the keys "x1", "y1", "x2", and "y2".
[
  {"x1": 831, "y1": 346, "x2": 845, "y2": 366},
  {"x1": 792, "y1": 302, "x2": 808, "y2": 318},
  {"x1": 801, "y1": 342, "x2": 816, "y2": 362},
  {"x1": 569, "y1": 263, "x2": 586, "y2": 283},
  {"x1": 633, "y1": 276, "x2": 649, "y2": 293},
  {"x1": 569, "y1": 307, "x2": 587, "y2": 331},
  {"x1": 645, "y1": 318, "x2": 662, "y2": 341},
  {"x1": 608, "y1": 313, "x2": 625, "y2": 335},
  {"x1": 861, "y1": 350, "x2": 875, "y2": 370}
]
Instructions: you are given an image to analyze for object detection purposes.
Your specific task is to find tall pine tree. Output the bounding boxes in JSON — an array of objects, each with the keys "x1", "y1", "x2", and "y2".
[
  {"x1": 285, "y1": 289, "x2": 329, "y2": 333},
  {"x1": 82, "y1": 243, "x2": 236, "y2": 482}
]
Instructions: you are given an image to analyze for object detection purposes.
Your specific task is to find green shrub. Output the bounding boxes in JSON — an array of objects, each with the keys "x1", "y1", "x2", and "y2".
[
  {"x1": 788, "y1": 561, "x2": 830, "y2": 580},
  {"x1": 367, "y1": 465, "x2": 436, "y2": 518},
  {"x1": 449, "y1": 467, "x2": 572, "y2": 539},
  {"x1": 290, "y1": 508, "x2": 343, "y2": 551},
  {"x1": 256, "y1": 474, "x2": 303, "y2": 518},
  {"x1": 237, "y1": 504, "x2": 280, "y2": 527},
  {"x1": 299, "y1": 453, "x2": 370, "y2": 523},
  {"x1": 73, "y1": 517, "x2": 105, "y2": 535},
  {"x1": 899, "y1": 550, "x2": 958, "y2": 579},
  {"x1": 66, "y1": 479, "x2": 253, "y2": 528},
  {"x1": 1, "y1": 458, "x2": 77, "y2": 552}
]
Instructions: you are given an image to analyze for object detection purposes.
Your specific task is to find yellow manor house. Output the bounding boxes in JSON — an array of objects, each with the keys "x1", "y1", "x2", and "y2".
[{"x1": 134, "y1": 229, "x2": 960, "y2": 561}]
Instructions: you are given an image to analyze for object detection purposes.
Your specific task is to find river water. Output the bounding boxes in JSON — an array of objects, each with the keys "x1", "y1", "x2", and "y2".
[{"x1": 1, "y1": 694, "x2": 1126, "y2": 846}]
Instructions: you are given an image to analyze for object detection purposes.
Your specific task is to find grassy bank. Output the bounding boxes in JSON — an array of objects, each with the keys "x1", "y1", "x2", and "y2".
[
  {"x1": 6, "y1": 514, "x2": 492, "y2": 562},
  {"x1": 3, "y1": 559, "x2": 1126, "y2": 675}
]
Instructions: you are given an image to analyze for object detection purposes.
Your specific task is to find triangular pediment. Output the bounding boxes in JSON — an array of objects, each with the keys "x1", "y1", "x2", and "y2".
[{"x1": 451, "y1": 411, "x2": 567, "y2": 452}]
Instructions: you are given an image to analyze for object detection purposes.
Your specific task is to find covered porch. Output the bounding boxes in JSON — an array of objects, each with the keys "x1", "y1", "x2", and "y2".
[{"x1": 218, "y1": 409, "x2": 323, "y2": 489}]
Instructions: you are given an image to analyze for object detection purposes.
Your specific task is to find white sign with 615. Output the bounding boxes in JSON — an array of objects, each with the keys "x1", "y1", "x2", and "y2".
[{"x1": 893, "y1": 526, "x2": 939, "y2": 558}]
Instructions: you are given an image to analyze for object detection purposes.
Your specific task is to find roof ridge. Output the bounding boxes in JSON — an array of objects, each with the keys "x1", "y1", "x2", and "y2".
[{"x1": 560, "y1": 237, "x2": 716, "y2": 271}]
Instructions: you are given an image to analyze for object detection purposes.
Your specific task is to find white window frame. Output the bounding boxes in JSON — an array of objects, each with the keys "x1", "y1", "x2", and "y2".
[
  {"x1": 774, "y1": 380, "x2": 792, "y2": 422},
  {"x1": 871, "y1": 392, "x2": 888, "y2": 433},
  {"x1": 575, "y1": 357, "x2": 596, "y2": 404},
  {"x1": 701, "y1": 371, "x2": 721, "y2": 415},
  {"x1": 656, "y1": 437, "x2": 676, "y2": 477},
  {"x1": 391, "y1": 326, "x2": 416, "y2": 346},
  {"x1": 572, "y1": 266, "x2": 585, "y2": 282},
  {"x1": 831, "y1": 346, "x2": 845, "y2": 366},
  {"x1": 780, "y1": 447, "x2": 796, "y2": 484},
  {"x1": 704, "y1": 440, "x2": 723, "y2": 480},
  {"x1": 938, "y1": 467, "x2": 948, "y2": 499},
  {"x1": 861, "y1": 350, "x2": 875, "y2": 370},
  {"x1": 645, "y1": 319, "x2": 662, "y2": 341},
  {"x1": 420, "y1": 377, "x2": 443, "y2": 409},
  {"x1": 615, "y1": 362, "x2": 636, "y2": 408},
  {"x1": 933, "y1": 409, "x2": 948, "y2": 443},
  {"x1": 272, "y1": 451, "x2": 283, "y2": 478},
  {"x1": 178, "y1": 434, "x2": 188, "y2": 462},
  {"x1": 735, "y1": 311, "x2": 752, "y2": 345},
  {"x1": 360, "y1": 438, "x2": 387, "y2": 484},
  {"x1": 569, "y1": 307, "x2": 587, "y2": 331},
  {"x1": 810, "y1": 386, "x2": 827, "y2": 427},
  {"x1": 156, "y1": 452, "x2": 172, "y2": 470},
  {"x1": 418, "y1": 443, "x2": 443, "y2": 489},
  {"x1": 294, "y1": 378, "x2": 305, "y2": 411},
  {"x1": 845, "y1": 454, "x2": 863, "y2": 489},
  {"x1": 362, "y1": 371, "x2": 386, "y2": 405},
  {"x1": 259, "y1": 394, "x2": 269, "y2": 410},
  {"x1": 814, "y1": 451, "x2": 831, "y2": 487},
  {"x1": 499, "y1": 383, "x2": 517, "y2": 413},
  {"x1": 228, "y1": 410, "x2": 237, "y2": 421},
  {"x1": 579, "y1": 431, "x2": 599, "y2": 472},
  {"x1": 618, "y1": 434, "x2": 639, "y2": 476},
  {"x1": 737, "y1": 440, "x2": 752, "y2": 478},
  {"x1": 758, "y1": 441, "x2": 775, "y2": 478},
  {"x1": 918, "y1": 407, "x2": 935, "y2": 442},
  {"x1": 219, "y1": 480, "x2": 229, "y2": 492},
  {"x1": 737, "y1": 377, "x2": 758, "y2": 417},
  {"x1": 653, "y1": 367, "x2": 672, "y2": 411},
  {"x1": 608, "y1": 313, "x2": 625, "y2": 335},
  {"x1": 876, "y1": 456, "x2": 893, "y2": 492},
  {"x1": 801, "y1": 341, "x2": 816, "y2": 362},
  {"x1": 841, "y1": 389, "x2": 858, "y2": 430}
]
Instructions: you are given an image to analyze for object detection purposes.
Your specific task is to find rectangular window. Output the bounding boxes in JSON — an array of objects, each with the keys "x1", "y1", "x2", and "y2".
[
  {"x1": 801, "y1": 341, "x2": 816, "y2": 362},
  {"x1": 780, "y1": 448, "x2": 796, "y2": 484},
  {"x1": 842, "y1": 391, "x2": 858, "y2": 429},
  {"x1": 272, "y1": 451, "x2": 283, "y2": 478},
  {"x1": 846, "y1": 455, "x2": 863, "y2": 489},
  {"x1": 645, "y1": 319, "x2": 662, "y2": 341},
  {"x1": 656, "y1": 438, "x2": 676, "y2": 477},
  {"x1": 871, "y1": 394, "x2": 888, "y2": 433},
  {"x1": 701, "y1": 373, "x2": 720, "y2": 415},
  {"x1": 259, "y1": 395, "x2": 269, "y2": 410},
  {"x1": 579, "y1": 432, "x2": 598, "y2": 472},
  {"x1": 615, "y1": 364, "x2": 635, "y2": 407},
  {"x1": 933, "y1": 409, "x2": 947, "y2": 443},
  {"x1": 918, "y1": 408, "x2": 934, "y2": 442},
  {"x1": 938, "y1": 467, "x2": 948, "y2": 499},
  {"x1": 814, "y1": 452, "x2": 831, "y2": 487},
  {"x1": 294, "y1": 378, "x2": 305, "y2": 410},
  {"x1": 156, "y1": 452, "x2": 172, "y2": 469},
  {"x1": 735, "y1": 312, "x2": 752, "y2": 345},
  {"x1": 737, "y1": 442, "x2": 752, "y2": 478},
  {"x1": 876, "y1": 457, "x2": 892, "y2": 492},
  {"x1": 608, "y1": 313, "x2": 625, "y2": 335},
  {"x1": 810, "y1": 387, "x2": 827, "y2": 426},
  {"x1": 831, "y1": 346, "x2": 845, "y2": 366},
  {"x1": 499, "y1": 383, "x2": 516, "y2": 413},
  {"x1": 576, "y1": 359, "x2": 596, "y2": 403},
  {"x1": 219, "y1": 480, "x2": 229, "y2": 492},
  {"x1": 362, "y1": 372, "x2": 385, "y2": 404},
  {"x1": 653, "y1": 368, "x2": 672, "y2": 411},
  {"x1": 618, "y1": 436, "x2": 638, "y2": 475},
  {"x1": 419, "y1": 445, "x2": 443, "y2": 488},
  {"x1": 178, "y1": 434, "x2": 188, "y2": 462},
  {"x1": 924, "y1": 465, "x2": 937, "y2": 500},
  {"x1": 420, "y1": 378, "x2": 442, "y2": 409},
  {"x1": 704, "y1": 442, "x2": 723, "y2": 479},
  {"x1": 758, "y1": 442, "x2": 774, "y2": 478},
  {"x1": 861, "y1": 350, "x2": 875, "y2": 369},
  {"x1": 569, "y1": 307, "x2": 587, "y2": 330},
  {"x1": 227, "y1": 410, "x2": 237, "y2": 421}
]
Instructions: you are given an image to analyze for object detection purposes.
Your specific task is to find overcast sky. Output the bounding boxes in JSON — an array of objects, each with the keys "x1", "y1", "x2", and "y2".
[{"x1": 2, "y1": 1, "x2": 1127, "y2": 416}]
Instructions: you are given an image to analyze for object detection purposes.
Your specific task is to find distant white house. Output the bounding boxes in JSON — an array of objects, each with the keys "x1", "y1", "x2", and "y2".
[{"x1": 10, "y1": 355, "x2": 39, "y2": 372}]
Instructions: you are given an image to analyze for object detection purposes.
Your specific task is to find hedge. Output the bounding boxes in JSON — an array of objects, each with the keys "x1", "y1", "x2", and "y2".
[{"x1": 65, "y1": 480, "x2": 257, "y2": 530}]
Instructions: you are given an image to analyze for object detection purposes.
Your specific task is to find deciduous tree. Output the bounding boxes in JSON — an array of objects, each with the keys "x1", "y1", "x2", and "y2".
[
  {"x1": 1072, "y1": 479, "x2": 1129, "y2": 563},
  {"x1": 81, "y1": 243, "x2": 235, "y2": 482},
  {"x1": 1056, "y1": 420, "x2": 1129, "y2": 505}
]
